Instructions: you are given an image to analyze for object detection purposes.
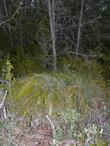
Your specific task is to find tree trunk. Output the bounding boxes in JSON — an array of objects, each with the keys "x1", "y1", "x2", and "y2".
[
  {"x1": 3, "y1": 0, "x2": 14, "y2": 49},
  {"x1": 48, "y1": 0, "x2": 57, "y2": 71},
  {"x1": 8, "y1": 25, "x2": 13, "y2": 48},
  {"x1": 19, "y1": 19, "x2": 24, "y2": 55},
  {"x1": 76, "y1": 0, "x2": 85, "y2": 58},
  {"x1": 3, "y1": 0, "x2": 8, "y2": 16}
]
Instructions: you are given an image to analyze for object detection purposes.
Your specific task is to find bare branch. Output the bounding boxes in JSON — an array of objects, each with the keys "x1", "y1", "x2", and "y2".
[
  {"x1": 0, "y1": 90, "x2": 7, "y2": 109},
  {"x1": 46, "y1": 115, "x2": 60, "y2": 146},
  {"x1": 0, "y1": 2, "x2": 23, "y2": 26},
  {"x1": 0, "y1": 90, "x2": 8, "y2": 120}
]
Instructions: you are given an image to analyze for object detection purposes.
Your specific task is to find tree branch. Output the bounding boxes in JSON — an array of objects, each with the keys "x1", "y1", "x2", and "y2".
[
  {"x1": 0, "y1": 2, "x2": 23, "y2": 26},
  {"x1": 0, "y1": 90, "x2": 7, "y2": 109}
]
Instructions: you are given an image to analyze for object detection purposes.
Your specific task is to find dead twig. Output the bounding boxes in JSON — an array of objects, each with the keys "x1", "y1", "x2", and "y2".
[
  {"x1": 46, "y1": 115, "x2": 60, "y2": 146},
  {"x1": 0, "y1": 90, "x2": 8, "y2": 120}
]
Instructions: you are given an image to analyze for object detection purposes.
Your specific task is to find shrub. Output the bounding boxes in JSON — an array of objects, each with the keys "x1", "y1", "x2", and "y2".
[
  {"x1": 58, "y1": 57, "x2": 104, "y2": 80},
  {"x1": 11, "y1": 53, "x2": 43, "y2": 77}
]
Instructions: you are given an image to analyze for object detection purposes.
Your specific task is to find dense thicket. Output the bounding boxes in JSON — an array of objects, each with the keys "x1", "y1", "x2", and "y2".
[{"x1": 0, "y1": 0, "x2": 110, "y2": 76}]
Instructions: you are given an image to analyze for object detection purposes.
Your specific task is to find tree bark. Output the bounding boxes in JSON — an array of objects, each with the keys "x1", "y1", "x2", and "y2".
[
  {"x1": 3, "y1": 0, "x2": 13, "y2": 49},
  {"x1": 19, "y1": 19, "x2": 24, "y2": 55},
  {"x1": 48, "y1": 0, "x2": 57, "y2": 71},
  {"x1": 3, "y1": 0, "x2": 8, "y2": 16},
  {"x1": 76, "y1": 0, "x2": 85, "y2": 58}
]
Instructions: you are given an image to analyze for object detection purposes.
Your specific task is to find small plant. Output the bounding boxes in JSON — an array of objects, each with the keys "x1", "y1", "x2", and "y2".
[
  {"x1": 1, "y1": 59, "x2": 15, "y2": 91},
  {"x1": 0, "y1": 59, "x2": 15, "y2": 120},
  {"x1": 55, "y1": 109, "x2": 80, "y2": 141},
  {"x1": 62, "y1": 109, "x2": 80, "y2": 138},
  {"x1": 61, "y1": 109, "x2": 80, "y2": 125},
  {"x1": 0, "y1": 114, "x2": 17, "y2": 146},
  {"x1": 55, "y1": 125, "x2": 63, "y2": 141},
  {"x1": 95, "y1": 140, "x2": 108, "y2": 146},
  {"x1": 84, "y1": 123, "x2": 104, "y2": 145}
]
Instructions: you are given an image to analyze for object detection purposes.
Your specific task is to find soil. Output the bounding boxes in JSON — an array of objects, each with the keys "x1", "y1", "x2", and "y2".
[
  {"x1": 13, "y1": 121, "x2": 53, "y2": 146},
  {"x1": 12, "y1": 118, "x2": 78, "y2": 146}
]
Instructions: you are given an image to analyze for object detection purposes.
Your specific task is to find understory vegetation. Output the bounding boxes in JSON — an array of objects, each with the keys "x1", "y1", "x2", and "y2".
[
  {"x1": 0, "y1": 0, "x2": 110, "y2": 145},
  {"x1": 0, "y1": 59, "x2": 110, "y2": 146}
]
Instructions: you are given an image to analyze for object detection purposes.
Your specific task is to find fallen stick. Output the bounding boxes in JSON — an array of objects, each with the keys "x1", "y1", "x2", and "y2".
[
  {"x1": 0, "y1": 90, "x2": 7, "y2": 109},
  {"x1": 0, "y1": 90, "x2": 8, "y2": 120},
  {"x1": 46, "y1": 115, "x2": 60, "y2": 146}
]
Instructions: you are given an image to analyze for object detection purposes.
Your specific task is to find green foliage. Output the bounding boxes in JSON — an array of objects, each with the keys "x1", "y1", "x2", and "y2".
[
  {"x1": 55, "y1": 109, "x2": 80, "y2": 141},
  {"x1": 1, "y1": 59, "x2": 15, "y2": 98},
  {"x1": 102, "y1": 53, "x2": 110, "y2": 81},
  {"x1": 3, "y1": 70, "x2": 109, "y2": 145},
  {"x1": 0, "y1": 114, "x2": 17, "y2": 146},
  {"x1": 8, "y1": 70, "x2": 108, "y2": 116},
  {"x1": 58, "y1": 57, "x2": 104, "y2": 80},
  {"x1": 10, "y1": 74, "x2": 66, "y2": 116},
  {"x1": 61, "y1": 109, "x2": 80, "y2": 124},
  {"x1": 95, "y1": 140, "x2": 108, "y2": 146},
  {"x1": 84, "y1": 123, "x2": 100, "y2": 144},
  {"x1": 2, "y1": 59, "x2": 15, "y2": 82},
  {"x1": 0, "y1": 59, "x2": 5, "y2": 76},
  {"x1": 62, "y1": 109, "x2": 80, "y2": 138},
  {"x1": 11, "y1": 53, "x2": 43, "y2": 77},
  {"x1": 88, "y1": 123, "x2": 98, "y2": 135},
  {"x1": 55, "y1": 125, "x2": 64, "y2": 141}
]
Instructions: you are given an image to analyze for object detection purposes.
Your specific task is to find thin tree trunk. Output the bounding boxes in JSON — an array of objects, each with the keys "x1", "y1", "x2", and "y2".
[
  {"x1": 48, "y1": 0, "x2": 57, "y2": 71},
  {"x1": 3, "y1": 0, "x2": 8, "y2": 16},
  {"x1": 76, "y1": 0, "x2": 85, "y2": 58},
  {"x1": 24, "y1": 0, "x2": 27, "y2": 21},
  {"x1": 8, "y1": 25, "x2": 13, "y2": 48},
  {"x1": 19, "y1": 19, "x2": 24, "y2": 55},
  {"x1": 3, "y1": 0, "x2": 14, "y2": 49}
]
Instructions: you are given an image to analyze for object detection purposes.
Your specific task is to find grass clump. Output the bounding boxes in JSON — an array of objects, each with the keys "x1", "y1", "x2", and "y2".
[{"x1": 8, "y1": 70, "x2": 108, "y2": 117}]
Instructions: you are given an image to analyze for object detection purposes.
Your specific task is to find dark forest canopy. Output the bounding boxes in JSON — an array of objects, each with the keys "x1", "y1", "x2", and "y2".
[{"x1": 0, "y1": 0, "x2": 110, "y2": 74}]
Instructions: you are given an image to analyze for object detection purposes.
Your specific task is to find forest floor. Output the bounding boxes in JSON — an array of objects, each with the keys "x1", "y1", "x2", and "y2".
[
  {"x1": 0, "y1": 114, "x2": 79, "y2": 146},
  {"x1": 0, "y1": 73, "x2": 110, "y2": 146},
  {"x1": 10, "y1": 118, "x2": 53, "y2": 146},
  {"x1": 1, "y1": 116, "x2": 86, "y2": 146},
  {"x1": 0, "y1": 110, "x2": 110, "y2": 146}
]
